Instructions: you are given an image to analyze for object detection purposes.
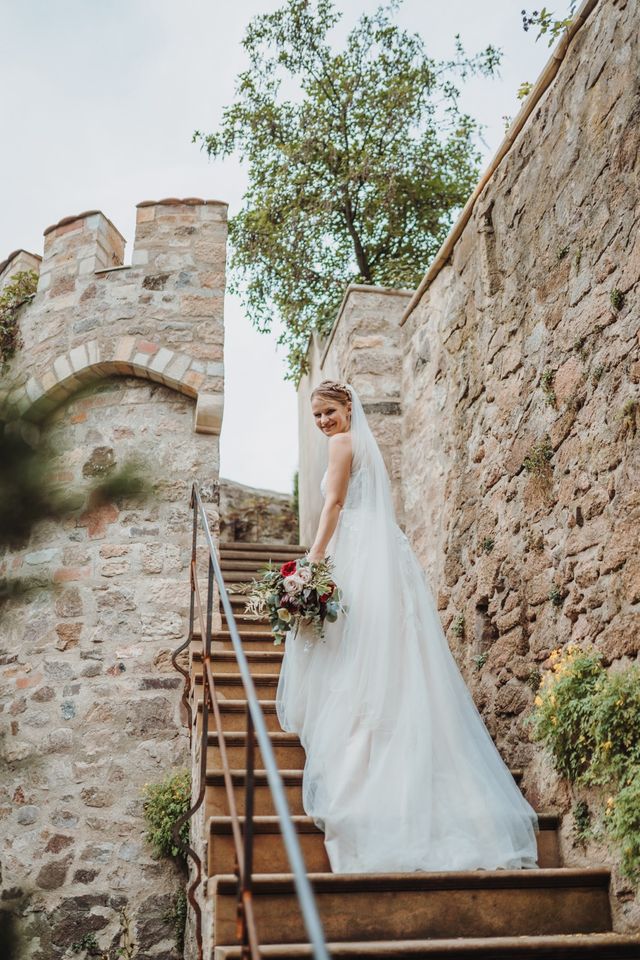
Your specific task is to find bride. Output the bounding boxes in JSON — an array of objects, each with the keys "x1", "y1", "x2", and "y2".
[{"x1": 275, "y1": 379, "x2": 540, "y2": 874}]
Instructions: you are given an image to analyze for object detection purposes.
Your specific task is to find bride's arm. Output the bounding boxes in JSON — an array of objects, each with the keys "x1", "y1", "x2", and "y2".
[{"x1": 307, "y1": 433, "x2": 352, "y2": 563}]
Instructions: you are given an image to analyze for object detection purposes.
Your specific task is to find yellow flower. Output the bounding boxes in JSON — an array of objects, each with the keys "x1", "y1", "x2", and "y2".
[
  {"x1": 606, "y1": 796, "x2": 615, "y2": 807},
  {"x1": 602, "y1": 740, "x2": 612, "y2": 750},
  {"x1": 551, "y1": 716, "x2": 557, "y2": 725},
  {"x1": 534, "y1": 695, "x2": 543, "y2": 706}
]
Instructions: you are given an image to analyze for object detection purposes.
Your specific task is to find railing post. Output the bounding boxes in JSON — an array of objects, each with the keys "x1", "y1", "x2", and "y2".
[
  {"x1": 239, "y1": 703, "x2": 256, "y2": 958},
  {"x1": 206, "y1": 552, "x2": 214, "y2": 662},
  {"x1": 189, "y1": 484, "x2": 198, "y2": 647}
]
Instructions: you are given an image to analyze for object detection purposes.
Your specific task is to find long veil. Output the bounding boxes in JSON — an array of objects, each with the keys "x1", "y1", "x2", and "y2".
[{"x1": 277, "y1": 381, "x2": 540, "y2": 873}]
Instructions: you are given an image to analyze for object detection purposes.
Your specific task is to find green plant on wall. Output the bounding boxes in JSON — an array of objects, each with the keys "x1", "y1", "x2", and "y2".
[
  {"x1": 71, "y1": 907, "x2": 137, "y2": 959},
  {"x1": 472, "y1": 651, "x2": 488, "y2": 671},
  {"x1": 142, "y1": 770, "x2": 192, "y2": 862},
  {"x1": 525, "y1": 644, "x2": 640, "y2": 885},
  {"x1": 142, "y1": 771, "x2": 191, "y2": 955},
  {"x1": 522, "y1": 434, "x2": 554, "y2": 502},
  {"x1": 522, "y1": 436, "x2": 553, "y2": 477},
  {"x1": 163, "y1": 887, "x2": 188, "y2": 956},
  {"x1": 540, "y1": 368, "x2": 557, "y2": 408},
  {"x1": 571, "y1": 798, "x2": 594, "y2": 847},
  {"x1": 0, "y1": 269, "x2": 38, "y2": 368},
  {"x1": 610, "y1": 287, "x2": 625, "y2": 312},
  {"x1": 617, "y1": 398, "x2": 637, "y2": 436}
]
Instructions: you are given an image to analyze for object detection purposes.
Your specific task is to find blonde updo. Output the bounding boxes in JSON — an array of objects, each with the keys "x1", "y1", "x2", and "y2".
[{"x1": 310, "y1": 379, "x2": 352, "y2": 406}]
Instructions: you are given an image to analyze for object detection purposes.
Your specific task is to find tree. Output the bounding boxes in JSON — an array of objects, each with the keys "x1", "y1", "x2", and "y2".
[{"x1": 193, "y1": 0, "x2": 501, "y2": 384}]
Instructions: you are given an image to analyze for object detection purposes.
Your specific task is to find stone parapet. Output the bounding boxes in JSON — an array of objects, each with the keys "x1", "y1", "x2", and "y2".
[{"x1": 0, "y1": 198, "x2": 226, "y2": 434}]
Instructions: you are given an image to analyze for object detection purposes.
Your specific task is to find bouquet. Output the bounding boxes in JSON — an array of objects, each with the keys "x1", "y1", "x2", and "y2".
[{"x1": 230, "y1": 555, "x2": 347, "y2": 646}]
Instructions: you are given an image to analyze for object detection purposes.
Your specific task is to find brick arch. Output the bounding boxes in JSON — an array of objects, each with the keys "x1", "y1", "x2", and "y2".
[{"x1": 6, "y1": 337, "x2": 223, "y2": 435}]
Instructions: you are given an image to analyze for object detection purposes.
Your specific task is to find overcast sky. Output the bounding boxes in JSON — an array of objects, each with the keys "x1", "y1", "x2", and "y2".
[{"x1": 0, "y1": 1, "x2": 555, "y2": 493}]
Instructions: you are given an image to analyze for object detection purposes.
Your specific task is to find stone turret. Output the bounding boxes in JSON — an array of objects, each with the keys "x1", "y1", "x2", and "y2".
[
  {"x1": 1, "y1": 198, "x2": 225, "y2": 433},
  {"x1": 0, "y1": 198, "x2": 227, "y2": 958}
]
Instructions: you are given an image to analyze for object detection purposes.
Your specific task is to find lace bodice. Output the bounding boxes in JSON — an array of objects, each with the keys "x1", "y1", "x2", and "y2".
[
  {"x1": 320, "y1": 463, "x2": 411, "y2": 547},
  {"x1": 320, "y1": 464, "x2": 365, "y2": 509}
]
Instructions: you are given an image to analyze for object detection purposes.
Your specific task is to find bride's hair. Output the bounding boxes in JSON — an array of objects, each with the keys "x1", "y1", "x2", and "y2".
[{"x1": 310, "y1": 379, "x2": 351, "y2": 406}]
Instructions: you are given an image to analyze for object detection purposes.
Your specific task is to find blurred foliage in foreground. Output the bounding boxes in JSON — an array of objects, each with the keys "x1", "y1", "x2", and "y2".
[{"x1": 0, "y1": 398, "x2": 155, "y2": 616}]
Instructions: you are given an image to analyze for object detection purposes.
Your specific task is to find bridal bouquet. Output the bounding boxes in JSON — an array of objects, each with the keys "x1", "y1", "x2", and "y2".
[{"x1": 230, "y1": 555, "x2": 347, "y2": 646}]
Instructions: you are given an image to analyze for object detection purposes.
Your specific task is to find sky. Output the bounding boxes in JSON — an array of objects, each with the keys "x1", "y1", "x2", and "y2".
[{"x1": 0, "y1": 1, "x2": 556, "y2": 493}]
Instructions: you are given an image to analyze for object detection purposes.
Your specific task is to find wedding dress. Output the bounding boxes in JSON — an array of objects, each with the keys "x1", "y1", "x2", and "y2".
[{"x1": 275, "y1": 382, "x2": 540, "y2": 874}]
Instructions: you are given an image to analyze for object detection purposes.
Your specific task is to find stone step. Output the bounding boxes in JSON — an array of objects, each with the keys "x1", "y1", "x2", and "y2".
[
  {"x1": 196, "y1": 699, "x2": 281, "y2": 733},
  {"x1": 220, "y1": 553, "x2": 306, "y2": 566},
  {"x1": 220, "y1": 558, "x2": 299, "y2": 572},
  {"x1": 194, "y1": 632, "x2": 276, "y2": 653},
  {"x1": 221, "y1": 614, "x2": 272, "y2": 631},
  {"x1": 217, "y1": 613, "x2": 273, "y2": 640},
  {"x1": 211, "y1": 868, "x2": 613, "y2": 946},
  {"x1": 207, "y1": 812, "x2": 561, "y2": 876},
  {"x1": 192, "y1": 649, "x2": 284, "y2": 675},
  {"x1": 207, "y1": 731, "x2": 305, "y2": 769},
  {"x1": 207, "y1": 815, "x2": 328, "y2": 876},
  {"x1": 193, "y1": 673, "x2": 280, "y2": 701},
  {"x1": 205, "y1": 765, "x2": 527, "y2": 820},
  {"x1": 205, "y1": 769, "x2": 303, "y2": 819},
  {"x1": 224, "y1": 570, "x2": 277, "y2": 583},
  {"x1": 192, "y1": 595, "x2": 261, "y2": 617},
  {"x1": 221, "y1": 610, "x2": 274, "y2": 629},
  {"x1": 220, "y1": 541, "x2": 307, "y2": 554},
  {"x1": 213, "y1": 932, "x2": 640, "y2": 960}
]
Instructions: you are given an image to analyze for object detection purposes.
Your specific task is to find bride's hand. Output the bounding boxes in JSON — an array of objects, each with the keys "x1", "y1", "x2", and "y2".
[{"x1": 306, "y1": 550, "x2": 325, "y2": 564}]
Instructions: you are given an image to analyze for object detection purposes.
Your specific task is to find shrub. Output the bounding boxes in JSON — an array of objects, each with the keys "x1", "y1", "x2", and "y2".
[
  {"x1": 142, "y1": 770, "x2": 191, "y2": 861},
  {"x1": 525, "y1": 644, "x2": 640, "y2": 884}
]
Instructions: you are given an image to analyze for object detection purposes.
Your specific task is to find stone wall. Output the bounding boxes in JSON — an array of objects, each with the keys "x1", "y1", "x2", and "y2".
[
  {"x1": 297, "y1": 285, "x2": 411, "y2": 546},
  {"x1": 297, "y1": 0, "x2": 639, "y2": 928},
  {"x1": 219, "y1": 478, "x2": 299, "y2": 545},
  {"x1": 0, "y1": 199, "x2": 227, "y2": 958},
  {"x1": 400, "y1": 0, "x2": 638, "y2": 925}
]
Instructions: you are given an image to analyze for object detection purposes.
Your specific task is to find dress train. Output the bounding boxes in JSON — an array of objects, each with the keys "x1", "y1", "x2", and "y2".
[{"x1": 275, "y1": 462, "x2": 540, "y2": 874}]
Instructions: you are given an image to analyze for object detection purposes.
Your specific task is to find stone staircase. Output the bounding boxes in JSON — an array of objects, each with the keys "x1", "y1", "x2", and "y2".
[{"x1": 189, "y1": 541, "x2": 640, "y2": 959}]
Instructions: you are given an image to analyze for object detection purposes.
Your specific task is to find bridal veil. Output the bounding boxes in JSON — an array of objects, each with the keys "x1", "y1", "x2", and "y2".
[{"x1": 276, "y1": 381, "x2": 540, "y2": 873}]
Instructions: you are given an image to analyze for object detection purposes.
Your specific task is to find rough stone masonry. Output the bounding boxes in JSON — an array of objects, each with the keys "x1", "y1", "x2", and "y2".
[
  {"x1": 299, "y1": 0, "x2": 639, "y2": 931},
  {"x1": 0, "y1": 199, "x2": 226, "y2": 958}
]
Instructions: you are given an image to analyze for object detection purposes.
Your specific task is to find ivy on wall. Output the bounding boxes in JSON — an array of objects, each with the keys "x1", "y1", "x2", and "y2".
[
  {"x1": 526, "y1": 644, "x2": 640, "y2": 885},
  {"x1": 0, "y1": 269, "x2": 38, "y2": 368}
]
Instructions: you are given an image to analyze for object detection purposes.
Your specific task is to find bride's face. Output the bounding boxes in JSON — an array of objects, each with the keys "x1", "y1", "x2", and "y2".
[{"x1": 311, "y1": 395, "x2": 351, "y2": 436}]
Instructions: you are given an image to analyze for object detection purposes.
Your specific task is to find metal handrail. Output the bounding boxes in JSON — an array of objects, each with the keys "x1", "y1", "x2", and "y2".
[{"x1": 172, "y1": 480, "x2": 330, "y2": 960}]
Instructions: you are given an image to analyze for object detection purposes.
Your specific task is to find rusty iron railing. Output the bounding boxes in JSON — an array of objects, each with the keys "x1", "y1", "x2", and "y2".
[{"x1": 171, "y1": 481, "x2": 330, "y2": 960}]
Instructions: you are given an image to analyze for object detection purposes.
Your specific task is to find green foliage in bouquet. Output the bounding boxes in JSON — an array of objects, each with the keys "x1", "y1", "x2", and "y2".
[
  {"x1": 525, "y1": 643, "x2": 640, "y2": 885},
  {"x1": 230, "y1": 555, "x2": 347, "y2": 645}
]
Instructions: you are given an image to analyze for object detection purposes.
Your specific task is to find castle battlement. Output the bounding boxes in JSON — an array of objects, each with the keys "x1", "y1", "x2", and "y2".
[{"x1": 1, "y1": 198, "x2": 227, "y2": 434}]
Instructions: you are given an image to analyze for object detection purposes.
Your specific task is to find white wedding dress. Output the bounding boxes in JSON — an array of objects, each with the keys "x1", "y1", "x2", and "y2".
[{"x1": 275, "y1": 383, "x2": 540, "y2": 874}]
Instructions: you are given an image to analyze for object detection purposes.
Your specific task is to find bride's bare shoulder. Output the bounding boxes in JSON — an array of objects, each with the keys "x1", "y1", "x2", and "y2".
[
  {"x1": 328, "y1": 430, "x2": 352, "y2": 467},
  {"x1": 328, "y1": 430, "x2": 351, "y2": 447},
  {"x1": 328, "y1": 431, "x2": 352, "y2": 457}
]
